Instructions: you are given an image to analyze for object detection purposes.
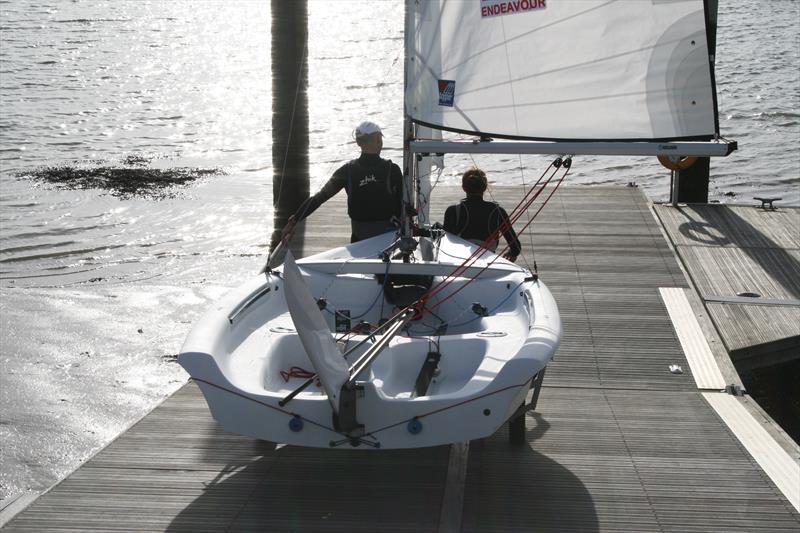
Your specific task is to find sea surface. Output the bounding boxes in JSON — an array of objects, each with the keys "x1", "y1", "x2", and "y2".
[{"x1": 1, "y1": 0, "x2": 798, "y2": 508}]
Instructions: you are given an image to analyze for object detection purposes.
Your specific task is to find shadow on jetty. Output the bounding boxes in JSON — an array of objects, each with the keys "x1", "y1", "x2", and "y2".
[
  {"x1": 17, "y1": 155, "x2": 223, "y2": 199},
  {"x1": 462, "y1": 413, "x2": 599, "y2": 532},
  {"x1": 166, "y1": 413, "x2": 598, "y2": 532},
  {"x1": 676, "y1": 205, "x2": 800, "y2": 299},
  {"x1": 675, "y1": 205, "x2": 800, "y2": 444}
]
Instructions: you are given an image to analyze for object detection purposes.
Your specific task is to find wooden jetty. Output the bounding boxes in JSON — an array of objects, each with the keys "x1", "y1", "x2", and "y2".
[
  {"x1": 2, "y1": 186, "x2": 798, "y2": 532},
  {"x1": 654, "y1": 203, "x2": 800, "y2": 373}
]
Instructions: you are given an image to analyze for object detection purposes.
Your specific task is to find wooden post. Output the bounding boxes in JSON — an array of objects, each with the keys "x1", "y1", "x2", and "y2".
[
  {"x1": 676, "y1": 0, "x2": 717, "y2": 203},
  {"x1": 270, "y1": 0, "x2": 309, "y2": 252},
  {"x1": 676, "y1": 158, "x2": 711, "y2": 203}
]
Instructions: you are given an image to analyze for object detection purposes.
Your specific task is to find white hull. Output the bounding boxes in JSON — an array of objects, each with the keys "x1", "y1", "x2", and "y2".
[{"x1": 179, "y1": 232, "x2": 561, "y2": 449}]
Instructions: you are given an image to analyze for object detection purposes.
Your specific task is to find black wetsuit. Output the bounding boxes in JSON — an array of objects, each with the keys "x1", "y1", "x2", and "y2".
[
  {"x1": 443, "y1": 196, "x2": 522, "y2": 258},
  {"x1": 293, "y1": 153, "x2": 403, "y2": 242}
]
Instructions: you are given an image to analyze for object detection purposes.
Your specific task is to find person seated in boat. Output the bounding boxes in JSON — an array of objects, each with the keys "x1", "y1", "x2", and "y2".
[
  {"x1": 443, "y1": 167, "x2": 522, "y2": 262},
  {"x1": 280, "y1": 121, "x2": 404, "y2": 244}
]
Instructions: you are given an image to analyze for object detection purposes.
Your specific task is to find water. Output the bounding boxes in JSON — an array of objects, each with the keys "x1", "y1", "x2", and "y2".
[{"x1": 0, "y1": 0, "x2": 798, "y2": 507}]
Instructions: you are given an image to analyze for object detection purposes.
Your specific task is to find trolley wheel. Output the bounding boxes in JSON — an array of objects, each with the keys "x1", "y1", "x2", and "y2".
[{"x1": 509, "y1": 408, "x2": 526, "y2": 445}]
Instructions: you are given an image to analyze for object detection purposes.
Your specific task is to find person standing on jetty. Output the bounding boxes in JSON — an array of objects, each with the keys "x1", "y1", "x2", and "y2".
[
  {"x1": 443, "y1": 167, "x2": 522, "y2": 262},
  {"x1": 281, "y1": 121, "x2": 404, "y2": 244}
]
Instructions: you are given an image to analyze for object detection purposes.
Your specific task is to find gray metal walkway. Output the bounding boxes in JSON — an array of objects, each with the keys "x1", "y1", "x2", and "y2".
[{"x1": 3, "y1": 187, "x2": 798, "y2": 532}]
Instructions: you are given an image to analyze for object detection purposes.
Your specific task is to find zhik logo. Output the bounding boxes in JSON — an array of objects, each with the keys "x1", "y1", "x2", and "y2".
[{"x1": 359, "y1": 175, "x2": 378, "y2": 187}]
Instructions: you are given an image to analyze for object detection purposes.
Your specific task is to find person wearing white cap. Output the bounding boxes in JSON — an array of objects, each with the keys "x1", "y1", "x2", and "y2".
[{"x1": 281, "y1": 121, "x2": 403, "y2": 243}]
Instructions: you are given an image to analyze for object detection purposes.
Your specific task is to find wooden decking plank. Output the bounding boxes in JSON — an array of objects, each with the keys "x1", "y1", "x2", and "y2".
[
  {"x1": 654, "y1": 203, "x2": 800, "y2": 357},
  {"x1": 4, "y1": 187, "x2": 799, "y2": 532},
  {"x1": 676, "y1": 246, "x2": 800, "y2": 301},
  {"x1": 463, "y1": 387, "x2": 798, "y2": 532},
  {"x1": 654, "y1": 204, "x2": 800, "y2": 250},
  {"x1": 706, "y1": 302, "x2": 800, "y2": 353}
]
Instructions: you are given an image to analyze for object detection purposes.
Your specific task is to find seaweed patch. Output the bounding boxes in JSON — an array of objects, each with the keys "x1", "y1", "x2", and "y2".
[{"x1": 18, "y1": 156, "x2": 224, "y2": 199}]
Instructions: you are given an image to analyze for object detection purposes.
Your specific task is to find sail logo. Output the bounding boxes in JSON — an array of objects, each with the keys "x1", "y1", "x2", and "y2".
[
  {"x1": 481, "y1": 0, "x2": 546, "y2": 18},
  {"x1": 359, "y1": 174, "x2": 378, "y2": 187},
  {"x1": 438, "y1": 80, "x2": 455, "y2": 107}
]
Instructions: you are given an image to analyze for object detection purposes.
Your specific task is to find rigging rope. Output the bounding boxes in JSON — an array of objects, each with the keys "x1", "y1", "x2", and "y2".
[
  {"x1": 413, "y1": 157, "x2": 571, "y2": 319},
  {"x1": 271, "y1": 41, "x2": 309, "y2": 244},
  {"x1": 271, "y1": 37, "x2": 400, "y2": 251},
  {"x1": 516, "y1": 154, "x2": 537, "y2": 273},
  {"x1": 423, "y1": 158, "x2": 558, "y2": 298}
]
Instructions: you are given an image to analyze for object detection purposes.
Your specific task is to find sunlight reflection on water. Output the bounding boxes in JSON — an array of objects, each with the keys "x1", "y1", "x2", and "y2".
[
  {"x1": 1, "y1": 1, "x2": 274, "y2": 286},
  {"x1": 1, "y1": 0, "x2": 798, "y2": 287}
]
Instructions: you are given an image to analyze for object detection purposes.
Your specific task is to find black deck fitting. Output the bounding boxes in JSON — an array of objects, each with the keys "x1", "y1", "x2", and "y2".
[{"x1": 754, "y1": 197, "x2": 781, "y2": 210}]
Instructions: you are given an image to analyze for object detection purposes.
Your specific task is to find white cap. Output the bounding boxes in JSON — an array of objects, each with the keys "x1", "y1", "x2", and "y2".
[{"x1": 354, "y1": 121, "x2": 383, "y2": 138}]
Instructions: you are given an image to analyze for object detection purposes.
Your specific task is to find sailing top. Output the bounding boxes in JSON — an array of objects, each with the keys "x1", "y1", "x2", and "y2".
[
  {"x1": 289, "y1": 122, "x2": 403, "y2": 242},
  {"x1": 442, "y1": 168, "x2": 522, "y2": 261}
]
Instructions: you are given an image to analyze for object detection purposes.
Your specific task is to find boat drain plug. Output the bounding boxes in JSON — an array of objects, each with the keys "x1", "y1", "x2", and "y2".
[
  {"x1": 407, "y1": 418, "x2": 423, "y2": 434},
  {"x1": 289, "y1": 415, "x2": 303, "y2": 432}
]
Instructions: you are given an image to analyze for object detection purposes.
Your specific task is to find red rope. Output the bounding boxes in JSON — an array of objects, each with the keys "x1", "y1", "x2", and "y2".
[
  {"x1": 280, "y1": 366, "x2": 319, "y2": 385},
  {"x1": 412, "y1": 159, "x2": 571, "y2": 317},
  {"x1": 489, "y1": 161, "x2": 570, "y2": 268},
  {"x1": 422, "y1": 161, "x2": 555, "y2": 301},
  {"x1": 425, "y1": 161, "x2": 558, "y2": 296}
]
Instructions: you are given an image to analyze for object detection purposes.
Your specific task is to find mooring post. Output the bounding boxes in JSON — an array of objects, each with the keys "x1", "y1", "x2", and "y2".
[
  {"x1": 675, "y1": 0, "x2": 717, "y2": 204},
  {"x1": 676, "y1": 158, "x2": 711, "y2": 203},
  {"x1": 270, "y1": 0, "x2": 309, "y2": 253}
]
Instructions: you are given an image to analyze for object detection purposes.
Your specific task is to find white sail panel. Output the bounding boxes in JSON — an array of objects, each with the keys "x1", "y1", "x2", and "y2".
[
  {"x1": 283, "y1": 250, "x2": 349, "y2": 412},
  {"x1": 406, "y1": 0, "x2": 717, "y2": 141}
]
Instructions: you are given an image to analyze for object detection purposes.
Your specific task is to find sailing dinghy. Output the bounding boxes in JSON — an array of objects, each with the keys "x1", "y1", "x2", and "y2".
[
  {"x1": 181, "y1": 231, "x2": 559, "y2": 448},
  {"x1": 179, "y1": 0, "x2": 735, "y2": 449}
]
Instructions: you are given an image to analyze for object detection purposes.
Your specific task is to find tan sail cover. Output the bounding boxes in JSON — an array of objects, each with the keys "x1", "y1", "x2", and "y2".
[{"x1": 406, "y1": 0, "x2": 717, "y2": 141}]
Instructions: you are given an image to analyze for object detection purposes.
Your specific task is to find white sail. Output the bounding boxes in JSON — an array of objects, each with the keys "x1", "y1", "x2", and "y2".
[
  {"x1": 283, "y1": 250, "x2": 349, "y2": 412},
  {"x1": 406, "y1": 0, "x2": 718, "y2": 141}
]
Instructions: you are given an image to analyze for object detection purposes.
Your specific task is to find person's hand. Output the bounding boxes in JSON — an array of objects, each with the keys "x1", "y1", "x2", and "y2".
[
  {"x1": 281, "y1": 215, "x2": 297, "y2": 244},
  {"x1": 502, "y1": 252, "x2": 517, "y2": 263}
]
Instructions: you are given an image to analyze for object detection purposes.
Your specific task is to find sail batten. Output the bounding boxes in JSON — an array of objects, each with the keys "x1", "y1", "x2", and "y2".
[{"x1": 406, "y1": 0, "x2": 720, "y2": 142}]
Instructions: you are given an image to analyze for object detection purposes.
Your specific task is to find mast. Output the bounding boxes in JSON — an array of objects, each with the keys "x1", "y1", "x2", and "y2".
[{"x1": 401, "y1": 0, "x2": 415, "y2": 240}]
